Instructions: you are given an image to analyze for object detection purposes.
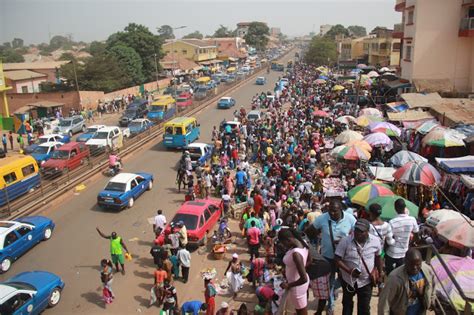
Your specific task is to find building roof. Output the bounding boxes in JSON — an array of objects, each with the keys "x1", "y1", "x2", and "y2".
[
  {"x1": 429, "y1": 99, "x2": 474, "y2": 126},
  {"x1": 4, "y1": 70, "x2": 47, "y2": 81},
  {"x1": 160, "y1": 54, "x2": 201, "y2": 71},
  {"x1": 387, "y1": 110, "x2": 434, "y2": 121},
  {"x1": 165, "y1": 39, "x2": 216, "y2": 48},
  {"x1": 400, "y1": 92, "x2": 443, "y2": 109},
  {"x1": 3, "y1": 60, "x2": 71, "y2": 71},
  {"x1": 413, "y1": 78, "x2": 453, "y2": 93}
]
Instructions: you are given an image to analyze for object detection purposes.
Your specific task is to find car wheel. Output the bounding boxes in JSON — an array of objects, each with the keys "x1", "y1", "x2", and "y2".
[
  {"x1": 128, "y1": 197, "x2": 134, "y2": 208},
  {"x1": 48, "y1": 288, "x2": 62, "y2": 307},
  {"x1": 44, "y1": 227, "x2": 53, "y2": 240},
  {"x1": 147, "y1": 180, "x2": 153, "y2": 191},
  {"x1": 0, "y1": 258, "x2": 12, "y2": 273}
]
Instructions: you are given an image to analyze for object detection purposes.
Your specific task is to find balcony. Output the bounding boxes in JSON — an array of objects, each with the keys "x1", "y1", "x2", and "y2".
[
  {"x1": 393, "y1": 23, "x2": 404, "y2": 38},
  {"x1": 459, "y1": 17, "x2": 474, "y2": 37},
  {"x1": 395, "y1": 0, "x2": 406, "y2": 12}
]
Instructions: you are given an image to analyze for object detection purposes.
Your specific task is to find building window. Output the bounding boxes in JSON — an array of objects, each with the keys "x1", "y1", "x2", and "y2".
[
  {"x1": 22, "y1": 165, "x2": 36, "y2": 177},
  {"x1": 21, "y1": 86, "x2": 28, "y2": 93},
  {"x1": 405, "y1": 45, "x2": 412, "y2": 61},
  {"x1": 407, "y1": 11, "x2": 414, "y2": 25},
  {"x1": 3, "y1": 172, "x2": 17, "y2": 185},
  {"x1": 392, "y1": 42, "x2": 401, "y2": 52}
]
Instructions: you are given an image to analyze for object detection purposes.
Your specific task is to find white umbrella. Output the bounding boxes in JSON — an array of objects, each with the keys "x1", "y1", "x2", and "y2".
[
  {"x1": 426, "y1": 209, "x2": 470, "y2": 228},
  {"x1": 335, "y1": 130, "x2": 363, "y2": 145},
  {"x1": 379, "y1": 67, "x2": 390, "y2": 73},
  {"x1": 367, "y1": 71, "x2": 380, "y2": 78}
]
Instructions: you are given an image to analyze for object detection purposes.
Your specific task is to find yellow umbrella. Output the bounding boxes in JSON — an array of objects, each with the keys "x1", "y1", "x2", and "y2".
[
  {"x1": 346, "y1": 140, "x2": 373, "y2": 152},
  {"x1": 332, "y1": 85, "x2": 344, "y2": 92},
  {"x1": 356, "y1": 115, "x2": 384, "y2": 127}
]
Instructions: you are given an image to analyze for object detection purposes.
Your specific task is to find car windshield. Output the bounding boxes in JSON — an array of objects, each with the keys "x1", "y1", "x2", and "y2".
[
  {"x1": 93, "y1": 132, "x2": 109, "y2": 139},
  {"x1": 150, "y1": 105, "x2": 165, "y2": 112},
  {"x1": 5, "y1": 282, "x2": 36, "y2": 291},
  {"x1": 129, "y1": 122, "x2": 142, "y2": 128},
  {"x1": 187, "y1": 147, "x2": 201, "y2": 155},
  {"x1": 86, "y1": 127, "x2": 98, "y2": 133},
  {"x1": 172, "y1": 213, "x2": 198, "y2": 230},
  {"x1": 104, "y1": 182, "x2": 127, "y2": 192},
  {"x1": 33, "y1": 146, "x2": 49, "y2": 154},
  {"x1": 59, "y1": 120, "x2": 72, "y2": 127},
  {"x1": 176, "y1": 98, "x2": 187, "y2": 103},
  {"x1": 51, "y1": 150, "x2": 69, "y2": 159}
]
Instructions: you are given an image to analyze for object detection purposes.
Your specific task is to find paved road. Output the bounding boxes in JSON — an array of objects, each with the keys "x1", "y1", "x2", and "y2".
[{"x1": 0, "y1": 52, "x2": 296, "y2": 314}]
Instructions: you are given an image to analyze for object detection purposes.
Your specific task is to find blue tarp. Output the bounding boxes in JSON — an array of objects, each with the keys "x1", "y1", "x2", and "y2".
[{"x1": 436, "y1": 156, "x2": 474, "y2": 173}]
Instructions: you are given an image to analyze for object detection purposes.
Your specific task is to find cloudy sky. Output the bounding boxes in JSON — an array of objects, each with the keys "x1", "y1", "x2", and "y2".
[{"x1": 1, "y1": 0, "x2": 400, "y2": 44}]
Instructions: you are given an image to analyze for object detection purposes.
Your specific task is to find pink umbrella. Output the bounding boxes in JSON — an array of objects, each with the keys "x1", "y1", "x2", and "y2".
[
  {"x1": 360, "y1": 108, "x2": 383, "y2": 117},
  {"x1": 363, "y1": 132, "x2": 392, "y2": 147},
  {"x1": 369, "y1": 122, "x2": 402, "y2": 137},
  {"x1": 313, "y1": 110, "x2": 329, "y2": 117}
]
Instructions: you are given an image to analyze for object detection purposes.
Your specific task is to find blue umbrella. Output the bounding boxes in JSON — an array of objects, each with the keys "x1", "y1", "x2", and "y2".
[{"x1": 318, "y1": 75, "x2": 328, "y2": 80}]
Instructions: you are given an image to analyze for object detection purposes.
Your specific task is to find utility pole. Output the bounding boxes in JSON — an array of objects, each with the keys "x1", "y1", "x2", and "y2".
[
  {"x1": 154, "y1": 53, "x2": 159, "y2": 92},
  {"x1": 72, "y1": 60, "x2": 80, "y2": 93}
]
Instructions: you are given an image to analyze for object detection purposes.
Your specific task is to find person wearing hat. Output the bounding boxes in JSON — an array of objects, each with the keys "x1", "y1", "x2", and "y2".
[
  {"x1": 334, "y1": 219, "x2": 383, "y2": 315},
  {"x1": 224, "y1": 253, "x2": 244, "y2": 297}
]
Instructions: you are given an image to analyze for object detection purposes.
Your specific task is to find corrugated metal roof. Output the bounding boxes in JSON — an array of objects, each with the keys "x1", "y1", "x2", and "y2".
[
  {"x1": 400, "y1": 92, "x2": 443, "y2": 109},
  {"x1": 3, "y1": 60, "x2": 70, "y2": 70},
  {"x1": 4, "y1": 70, "x2": 47, "y2": 81},
  {"x1": 430, "y1": 99, "x2": 474, "y2": 126},
  {"x1": 387, "y1": 110, "x2": 434, "y2": 121}
]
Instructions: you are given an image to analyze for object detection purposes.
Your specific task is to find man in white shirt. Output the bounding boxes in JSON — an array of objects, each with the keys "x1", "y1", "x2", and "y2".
[
  {"x1": 153, "y1": 209, "x2": 167, "y2": 236},
  {"x1": 385, "y1": 199, "x2": 419, "y2": 275}
]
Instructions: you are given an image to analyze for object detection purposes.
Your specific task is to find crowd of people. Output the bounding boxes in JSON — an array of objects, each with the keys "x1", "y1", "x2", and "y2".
[{"x1": 96, "y1": 60, "x2": 473, "y2": 314}]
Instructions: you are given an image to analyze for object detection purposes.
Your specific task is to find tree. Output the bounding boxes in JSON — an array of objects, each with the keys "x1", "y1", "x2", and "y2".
[
  {"x1": 106, "y1": 23, "x2": 163, "y2": 81},
  {"x1": 49, "y1": 35, "x2": 70, "y2": 50},
  {"x1": 304, "y1": 37, "x2": 337, "y2": 66},
  {"x1": 0, "y1": 47, "x2": 25, "y2": 62},
  {"x1": 213, "y1": 25, "x2": 235, "y2": 38},
  {"x1": 324, "y1": 24, "x2": 349, "y2": 40},
  {"x1": 244, "y1": 22, "x2": 270, "y2": 51},
  {"x1": 157, "y1": 25, "x2": 175, "y2": 40},
  {"x1": 347, "y1": 25, "x2": 367, "y2": 37},
  {"x1": 58, "y1": 52, "x2": 76, "y2": 62},
  {"x1": 11, "y1": 38, "x2": 24, "y2": 49},
  {"x1": 108, "y1": 45, "x2": 145, "y2": 86},
  {"x1": 182, "y1": 31, "x2": 204, "y2": 39},
  {"x1": 88, "y1": 41, "x2": 107, "y2": 56}
]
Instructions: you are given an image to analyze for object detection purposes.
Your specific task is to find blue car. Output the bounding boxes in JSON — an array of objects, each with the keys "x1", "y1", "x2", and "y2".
[
  {"x1": 0, "y1": 216, "x2": 55, "y2": 273},
  {"x1": 30, "y1": 142, "x2": 63, "y2": 165},
  {"x1": 97, "y1": 172, "x2": 154, "y2": 209},
  {"x1": 128, "y1": 119, "x2": 153, "y2": 136},
  {"x1": 76, "y1": 125, "x2": 106, "y2": 142},
  {"x1": 256, "y1": 76, "x2": 266, "y2": 85},
  {"x1": 0, "y1": 270, "x2": 65, "y2": 314},
  {"x1": 183, "y1": 143, "x2": 215, "y2": 168},
  {"x1": 23, "y1": 134, "x2": 70, "y2": 154},
  {"x1": 217, "y1": 97, "x2": 236, "y2": 109}
]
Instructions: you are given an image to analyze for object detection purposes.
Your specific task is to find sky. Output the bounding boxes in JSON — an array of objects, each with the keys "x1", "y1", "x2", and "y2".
[{"x1": 1, "y1": 0, "x2": 401, "y2": 45}]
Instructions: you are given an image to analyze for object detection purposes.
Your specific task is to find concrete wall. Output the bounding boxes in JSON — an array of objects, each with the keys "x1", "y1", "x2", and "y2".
[
  {"x1": 1, "y1": 91, "x2": 80, "y2": 117},
  {"x1": 7, "y1": 78, "x2": 47, "y2": 93},
  {"x1": 79, "y1": 91, "x2": 105, "y2": 110}
]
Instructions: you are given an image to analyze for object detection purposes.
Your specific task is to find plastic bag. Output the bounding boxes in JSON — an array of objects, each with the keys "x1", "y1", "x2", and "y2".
[{"x1": 125, "y1": 253, "x2": 132, "y2": 261}]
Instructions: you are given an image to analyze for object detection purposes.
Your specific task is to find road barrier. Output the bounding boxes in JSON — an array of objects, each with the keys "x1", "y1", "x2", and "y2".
[{"x1": 1, "y1": 47, "x2": 296, "y2": 219}]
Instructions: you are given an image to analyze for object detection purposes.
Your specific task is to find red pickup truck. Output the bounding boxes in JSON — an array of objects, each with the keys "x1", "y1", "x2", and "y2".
[
  {"x1": 41, "y1": 142, "x2": 90, "y2": 177},
  {"x1": 176, "y1": 92, "x2": 193, "y2": 110}
]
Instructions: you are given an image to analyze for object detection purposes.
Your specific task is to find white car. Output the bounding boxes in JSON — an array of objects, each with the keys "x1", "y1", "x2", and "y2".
[
  {"x1": 76, "y1": 125, "x2": 106, "y2": 142},
  {"x1": 247, "y1": 110, "x2": 265, "y2": 122},
  {"x1": 183, "y1": 143, "x2": 215, "y2": 168},
  {"x1": 85, "y1": 126, "x2": 124, "y2": 155},
  {"x1": 24, "y1": 134, "x2": 69, "y2": 154}
]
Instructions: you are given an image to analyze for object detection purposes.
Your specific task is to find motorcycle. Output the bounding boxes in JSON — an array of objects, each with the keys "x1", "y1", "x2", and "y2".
[{"x1": 103, "y1": 159, "x2": 123, "y2": 177}]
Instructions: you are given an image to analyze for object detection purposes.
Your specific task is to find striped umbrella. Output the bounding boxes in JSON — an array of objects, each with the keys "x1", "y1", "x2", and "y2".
[
  {"x1": 356, "y1": 115, "x2": 384, "y2": 127},
  {"x1": 389, "y1": 150, "x2": 427, "y2": 167},
  {"x1": 348, "y1": 181, "x2": 394, "y2": 206},
  {"x1": 369, "y1": 122, "x2": 402, "y2": 137},
  {"x1": 392, "y1": 161, "x2": 441, "y2": 186},
  {"x1": 422, "y1": 128, "x2": 466, "y2": 147},
  {"x1": 337, "y1": 145, "x2": 371, "y2": 161},
  {"x1": 366, "y1": 196, "x2": 419, "y2": 220},
  {"x1": 335, "y1": 130, "x2": 363, "y2": 144}
]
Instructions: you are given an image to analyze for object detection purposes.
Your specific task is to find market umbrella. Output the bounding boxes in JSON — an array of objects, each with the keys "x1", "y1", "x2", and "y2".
[
  {"x1": 335, "y1": 115, "x2": 356, "y2": 125},
  {"x1": 426, "y1": 209, "x2": 470, "y2": 228},
  {"x1": 312, "y1": 110, "x2": 329, "y2": 117},
  {"x1": 431, "y1": 254, "x2": 474, "y2": 312},
  {"x1": 360, "y1": 107, "x2": 383, "y2": 117},
  {"x1": 346, "y1": 140, "x2": 373, "y2": 152},
  {"x1": 436, "y1": 218, "x2": 474, "y2": 248},
  {"x1": 369, "y1": 122, "x2": 402, "y2": 137},
  {"x1": 357, "y1": 63, "x2": 367, "y2": 69},
  {"x1": 337, "y1": 145, "x2": 371, "y2": 161},
  {"x1": 379, "y1": 67, "x2": 391, "y2": 72},
  {"x1": 332, "y1": 85, "x2": 344, "y2": 92},
  {"x1": 348, "y1": 181, "x2": 394, "y2": 206},
  {"x1": 392, "y1": 161, "x2": 441, "y2": 186},
  {"x1": 335, "y1": 130, "x2": 363, "y2": 144},
  {"x1": 315, "y1": 79, "x2": 326, "y2": 85},
  {"x1": 356, "y1": 115, "x2": 384, "y2": 127},
  {"x1": 389, "y1": 150, "x2": 427, "y2": 167},
  {"x1": 318, "y1": 75, "x2": 329, "y2": 80},
  {"x1": 422, "y1": 128, "x2": 466, "y2": 147},
  {"x1": 367, "y1": 71, "x2": 380, "y2": 78},
  {"x1": 330, "y1": 145, "x2": 346, "y2": 156},
  {"x1": 363, "y1": 132, "x2": 392, "y2": 147},
  {"x1": 416, "y1": 120, "x2": 440, "y2": 135},
  {"x1": 366, "y1": 195, "x2": 419, "y2": 220}
]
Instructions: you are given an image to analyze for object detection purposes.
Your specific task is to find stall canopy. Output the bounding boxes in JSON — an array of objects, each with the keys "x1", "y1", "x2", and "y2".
[
  {"x1": 26, "y1": 100, "x2": 64, "y2": 108},
  {"x1": 436, "y1": 156, "x2": 474, "y2": 173}
]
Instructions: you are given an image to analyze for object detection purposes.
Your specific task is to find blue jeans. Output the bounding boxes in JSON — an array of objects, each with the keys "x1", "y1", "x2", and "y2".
[{"x1": 324, "y1": 257, "x2": 341, "y2": 311}]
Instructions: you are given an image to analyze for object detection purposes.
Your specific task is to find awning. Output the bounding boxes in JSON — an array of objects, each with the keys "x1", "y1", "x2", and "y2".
[
  {"x1": 384, "y1": 79, "x2": 411, "y2": 90},
  {"x1": 26, "y1": 100, "x2": 64, "y2": 108},
  {"x1": 387, "y1": 110, "x2": 434, "y2": 121},
  {"x1": 14, "y1": 105, "x2": 34, "y2": 114},
  {"x1": 436, "y1": 156, "x2": 474, "y2": 173},
  {"x1": 368, "y1": 166, "x2": 397, "y2": 182}
]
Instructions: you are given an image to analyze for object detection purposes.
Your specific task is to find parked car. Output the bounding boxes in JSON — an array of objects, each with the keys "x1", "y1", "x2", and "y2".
[
  {"x1": 76, "y1": 125, "x2": 106, "y2": 142},
  {"x1": 54, "y1": 115, "x2": 86, "y2": 137},
  {"x1": 97, "y1": 172, "x2": 154, "y2": 209},
  {"x1": 0, "y1": 270, "x2": 65, "y2": 313},
  {"x1": 85, "y1": 127, "x2": 124, "y2": 155},
  {"x1": 220, "y1": 120, "x2": 241, "y2": 135},
  {"x1": 119, "y1": 101, "x2": 148, "y2": 127},
  {"x1": 128, "y1": 119, "x2": 153, "y2": 136},
  {"x1": 256, "y1": 77, "x2": 266, "y2": 85},
  {"x1": 0, "y1": 148, "x2": 5, "y2": 159},
  {"x1": 176, "y1": 93, "x2": 193, "y2": 110},
  {"x1": 30, "y1": 142, "x2": 63, "y2": 165},
  {"x1": 247, "y1": 110, "x2": 265, "y2": 122},
  {"x1": 41, "y1": 142, "x2": 90, "y2": 178},
  {"x1": 217, "y1": 97, "x2": 236, "y2": 109},
  {"x1": 159, "y1": 199, "x2": 222, "y2": 246},
  {"x1": 280, "y1": 77, "x2": 289, "y2": 87},
  {"x1": 0, "y1": 216, "x2": 55, "y2": 272},
  {"x1": 207, "y1": 80, "x2": 218, "y2": 89},
  {"x1": 24, "y1": 134, "x2": 70, "y2": 155},
  {"x1": 183, "y1": 143, "x2": 214, "y2": 168},
  {"x1": 194, "y1": 87, "x2": 208, "y2": 100}
]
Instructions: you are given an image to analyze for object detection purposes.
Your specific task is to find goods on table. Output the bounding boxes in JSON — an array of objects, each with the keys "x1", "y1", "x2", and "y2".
[{"x1": 322, "y1": 178, "x2": 346, "y2": 198}]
